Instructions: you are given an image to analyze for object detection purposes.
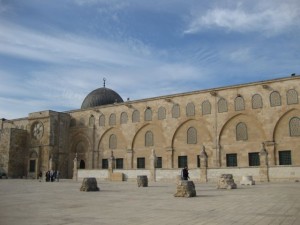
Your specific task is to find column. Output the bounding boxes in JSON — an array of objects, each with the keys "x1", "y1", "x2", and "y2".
[
  {"x1": 166, "y1": 147, "x2": 174, "y2": 168},
  {"x1": 108, "y1": 150, "x2": 115, "y2": 180},
  {"x1": 200, "y1": 145, "x2": 208, "y2": 183},
  {"x1": 126, "y1": 149, "x2": 133, "y2": 169},
  {"x1": 259, "y1": 142, "x2": 269, "y2": 182},
  {"x1": 73, "y1": 153, "x2": 78, "y2": 181},
  {"x1": 149, "y1": 149, "x2": 157, "y2": 182}
]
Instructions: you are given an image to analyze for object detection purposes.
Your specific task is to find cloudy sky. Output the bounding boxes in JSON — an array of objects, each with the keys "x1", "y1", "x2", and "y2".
[{"x1": 0, "y1": 0, "x2": 299, "y2": 119}]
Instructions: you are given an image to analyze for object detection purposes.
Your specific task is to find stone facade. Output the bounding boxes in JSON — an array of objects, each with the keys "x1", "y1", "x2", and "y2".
[{"x1": 1, "y1": 76, "x2": 300, "y2": 181}]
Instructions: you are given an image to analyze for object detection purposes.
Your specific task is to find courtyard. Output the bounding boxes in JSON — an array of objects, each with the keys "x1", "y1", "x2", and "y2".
[{"x1": 0, "y1": 179, "x2": 299, "y2": 225}]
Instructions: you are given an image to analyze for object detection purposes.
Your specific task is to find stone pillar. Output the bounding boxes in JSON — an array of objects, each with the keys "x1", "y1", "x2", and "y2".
[
  {"x1": 73, "y1": 153, "x2": 78, "y2": 181},
  {"x1": 149, "y1": 149, "x2": 157, "y2": 182},
  {"x1": 49, "y1": 155, "x2": 53, "y2": 170},
  {"x1": 108, "y1": 150, "x2": 115, "y2": 180},
  {"x1": 166, "y1": 147, "x2": 173, "y2": 168},
  {"x1": 200, "y1": 145, "x2": 208, "y2": 183},
  {"x1": 126, "y1": 149, "x2": 133, "y2": 169},
  {"x1": 259, "y1": 142, "x2": 269, "y2": 182},
  {"x1": 215, "y1": 143, "x2": 221, "y2": 167},
  {"x1": 264, "y1": 141, "x2": 276, "y2": 166}
]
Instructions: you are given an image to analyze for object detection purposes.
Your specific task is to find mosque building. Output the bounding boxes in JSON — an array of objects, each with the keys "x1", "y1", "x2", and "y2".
[{"x1": 0, "y1": 75, "x2": 299, "y2": 182}]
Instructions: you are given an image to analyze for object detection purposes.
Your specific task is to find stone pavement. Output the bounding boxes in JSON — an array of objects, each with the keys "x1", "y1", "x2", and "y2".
[{"x1": 0, "y1": 179, "x2": 299, "y2": 225}]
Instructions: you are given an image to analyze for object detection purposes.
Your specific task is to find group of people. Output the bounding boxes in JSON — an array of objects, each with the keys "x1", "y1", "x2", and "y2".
[{"x1": 38, "y1": 170, "x2": 60, "y2": 182}]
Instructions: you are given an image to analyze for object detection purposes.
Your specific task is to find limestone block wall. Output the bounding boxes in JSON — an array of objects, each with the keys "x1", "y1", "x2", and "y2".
[
  {"x1": 8, "y1": 128, "x2": 28, "y2": 178},
  {"x1": 77, "y1": 169, "x2": 108, "y2": 180},
  {"x1": 0, "y1": 128, "x2": 10, "y2": 174},
  {"x1": 269, "y1": 166, "x2": 300, "y2": 181}
]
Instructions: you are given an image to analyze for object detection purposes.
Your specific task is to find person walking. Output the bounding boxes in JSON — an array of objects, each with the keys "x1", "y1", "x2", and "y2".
[{"x1": 181, "y1": 166, "x2": 189, "y2": 180}]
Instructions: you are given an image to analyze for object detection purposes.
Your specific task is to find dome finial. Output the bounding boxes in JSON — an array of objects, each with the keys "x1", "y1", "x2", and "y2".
[{"x1": 103, "y1": 77, "x2": 106, "y2": 88}]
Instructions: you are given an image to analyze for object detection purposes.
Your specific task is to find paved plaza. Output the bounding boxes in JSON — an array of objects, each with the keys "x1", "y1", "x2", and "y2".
[{"x1": 0, "y1": 179, "x2": 300, "y2": 225}]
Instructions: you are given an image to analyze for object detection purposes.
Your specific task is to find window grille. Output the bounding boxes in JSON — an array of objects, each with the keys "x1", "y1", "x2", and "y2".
[
  {"x1": 279, "y1": 151, "x2": 292, "y2": 165},
  {"x1": 226, "y1": 154, "x2": 237, "y2": 167},
  {"x1": 289, "y1": 117, "x2": 300, "y2": 136},
  {"x1": 102, "y1": 159, "x2": 108, "y2": 169},
  {"x1": 137, "y1": 157, "x2": 145, "y2": 169},
  {"x1": 172, "y1": 104, "x2": 180, "y2": 118},
  {"x1": 187, "y1": 127, "x2": 197, "y2": 144},
  {"x1": 235, "y1": 96, "x2": 245, "y2": 111},
  {"x1": 145, "y1": 108, "x2": 152, "y2": 121},
  {"x1": 158, "y1": 107, "x2": 166, "y2": 120},
  {"x1": 287, "y1": 89, "x2": 298, "y2": 105},
  {"x1": 252, "y1": 94, "x2": 263, "y2": 109},
  {"x1": 132, "y1": 110, "x2": 140, "y2": 123},
  {"x1": 156, "y1": 157, "x2": 162, "y2": 168},
  {"x1": 109, "y1": 134, "x2": 117, "y2": 149},
  {"x1": 248, "y1": 152, "x2": 260, "y2": 166},
  {"x1": 186, "y1": 102, "x2": 195, "y2": 116},
  {"x1": 218, "y1": 98, "x2": 228, "y2": 113},
  {"x1": 270, "y1": 91, "x2": 281, "y2": 107},
  {"x1": 116, "y1": 158, "x2": 123, "y2": 169},
  {"x1": 109, "y1": 113, "x2": 116, "y2": 126},
  {"x1": 120, "y1": 112, "x2": 128, "y2": 124},
  {"x1": 236, "y1": 122, "x2": 248, "y2": 141},
  {"x1": 178, "y1": 156, "x2": 187, "y2": 168},
  {"x1": 145, "y1": 131, "x2": 154, "y2": 146},
  {"x1": 202, "y1": 100, "x2": 211, "y2": 115},
  {"x1": 99, "y1": 115, "x2": 105, "y2": 126}
]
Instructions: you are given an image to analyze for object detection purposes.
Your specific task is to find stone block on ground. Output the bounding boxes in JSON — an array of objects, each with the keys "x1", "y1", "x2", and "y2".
[
  {"x1": 217, "y1": 174, "x2": 237, "y2": 189},
  {"x1": 240, "y1": 175, "x2": 255, "y2": 185},
  {"x1": 174, "y1": 180, "x2": 196, "y2": 197},
  {"x1": 137, "y1": 175, "x2": 148, "y2": 187},
  {"x1": 110, "y1": 172, "x2": 124, "y2": 181},
  {"x1": 80, "y1": 177, "x2": 100, "y2": 192}
]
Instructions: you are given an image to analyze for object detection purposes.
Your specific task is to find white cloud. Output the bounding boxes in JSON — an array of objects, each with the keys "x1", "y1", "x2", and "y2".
[{"x1": 184, "y1": 0, "x2": 300, "y2": 35}]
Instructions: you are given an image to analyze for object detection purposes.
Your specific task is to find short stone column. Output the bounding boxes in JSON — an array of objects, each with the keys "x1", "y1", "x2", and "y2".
[
  {"x1": 72, "y1": 153, "x2": 78, "y2": 181},
  {"x1": 137, "y1": 175, "x2": 148, "y2": 187},
  {"x1": 174, "y1": 180, "x2": 196, "y2": 197},
  {"x1": 149, "y1": 149, "x2": 157, "y2": 182},
  {"x1": 199, "y1": 145, "x2": 208, "y2": 183},
  {"x1": 126, "y1": 149, "x2": 133, "y2": 169},
  {"x1": 240, "y1": 175, "x2": 255, "y2": 185},
  {"x1": 259, "y1": 142, "x2": 269, "y2": 182},
  {"x1": 217, "y1": 174, "x2": 237, "y2": 189},
  {"x1": 80, "y1": 177, "x2": 100, "y2": 192},
  {"x1": 108, "y1": 150, "x2": 115, "y2": 180}
]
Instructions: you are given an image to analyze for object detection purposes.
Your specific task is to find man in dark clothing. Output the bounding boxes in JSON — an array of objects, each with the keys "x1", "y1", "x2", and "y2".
[{"x1": 181, "y1": 166, "x2": 189, "y2": 180}]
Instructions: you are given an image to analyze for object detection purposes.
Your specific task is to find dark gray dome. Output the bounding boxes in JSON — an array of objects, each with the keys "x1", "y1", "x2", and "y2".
[{"x1": 81, "y1": 87, "x2": 124, "y2": 109}]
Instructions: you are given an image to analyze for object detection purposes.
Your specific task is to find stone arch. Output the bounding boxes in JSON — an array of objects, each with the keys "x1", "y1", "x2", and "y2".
[
  {"x1": 171, "y1": 119, "x2": 213, "y2": 168},
  {"x1": 69, "y1": 133, "x2": 91, "y2": 177},
  {"x1": 218, "y1": 113, "x2": 266, "y2": 167},
  {"x1": 97, "y1": 127, "x2": 127, "y2": 168},
  {"x1": 273, "y1": 108, "x2": 300, "y2": 165},
  {"x1": 131, "y1": 123, "x2": 166, "y2": 169}
]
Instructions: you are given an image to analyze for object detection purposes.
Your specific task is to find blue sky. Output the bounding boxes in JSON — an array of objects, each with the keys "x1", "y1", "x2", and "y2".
[{"x1": 0, "y1": 0, "x2": 299, "y2": 119}]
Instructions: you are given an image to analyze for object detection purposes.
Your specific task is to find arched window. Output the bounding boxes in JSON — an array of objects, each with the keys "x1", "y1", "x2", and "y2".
[
  {"x1": 202, "y1": 100, "x2": 211, "y2": 115},
  {"x1": 187, "y1": 127, "x2": 197, "y2": 144},
  {"x1": 235, "y1": 96, "x2": 245, "y2": 111},
  {"x1": 252, "y1": 94, "x2": 263, "y2": 109},
  {"x1": 289, "y1": 117, "x2": 300, "y2": 136},
  {"x1": 270, "y1": 91, "x2": 281, "y2": 107},
  {"x1": 132, "y1": 110, "x2": 140, "y2": 123},
  {"x1": 186, "y1": 102, "x2": 195, "y2": 116},
  {"x1": 287, "y1": 89, "x2": 298, "y2": 105},
  {"x1": 218, "y1": 98, "x2": 228, "y2": 113},
  {"x1": 145, "y1": 131, "x2": 154, "y2": 146},
  {"x1": 109, "y1": 113, "x2": 116, "y2": 126},
  {"x1": 158, "y1": 107, "x2": 166, "y2": 120},
  {"x1": 120, "y1": 112, "x2": 128, "y2": 124},
  {"x1": 172, "y1": 104, "x2": 180, "y2": 118},
  {"x1": 99, "y1": 114, "x2": 105, "y2": 126},
  {"x1": 145, "y1": 108, "x2": 152, "y2": 121},
  {"x1": 236, "y1": 122, "x2": 248, "y2": 141},
  {"x1": 89, "y1": 115, "x2": 95, "y2": 126},
  {"x1": 109, "y1": 134, "x2": 117, "y2": 149}
]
